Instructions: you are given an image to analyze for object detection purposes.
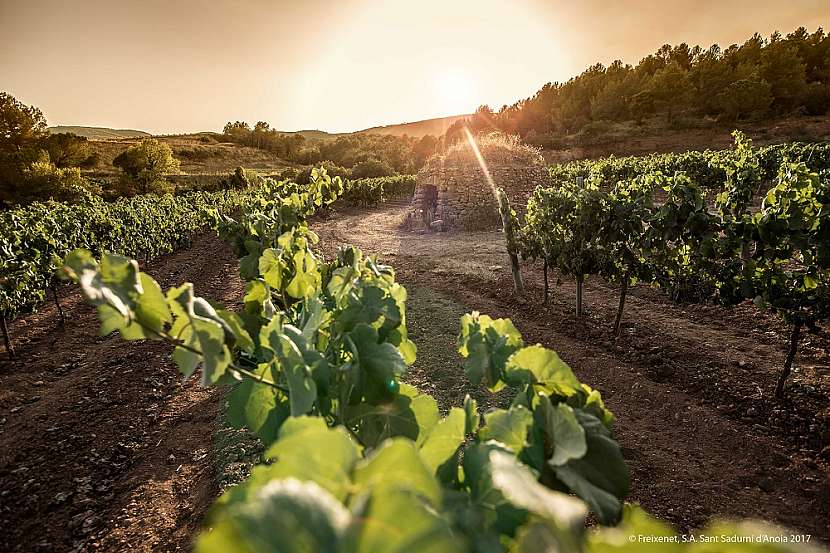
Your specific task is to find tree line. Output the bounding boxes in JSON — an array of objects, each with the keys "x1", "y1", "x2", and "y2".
[
  {"x1": 444, "y1": 26, "x2": 830, "y2": 147},
  {"x1": 222, "y1": 120, "x2": 441, "y2": 176}
]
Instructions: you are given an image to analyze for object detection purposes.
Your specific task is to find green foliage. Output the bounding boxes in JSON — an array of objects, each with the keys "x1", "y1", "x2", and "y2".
[
  {"x1": 41, "y1": 132, "x2": 97, "y2": 168},
  {"x1": 63, "y1": 163, "x2": 818, "y2": 551},
  {"x1": 472, "y1": 26, "x2": 829, "y2": 142},
  {"x1": 547, "y1": 140, "x2": 830, "y2": 191},
  {"x1": 228, "y1": 166, "x2": 251, "y2": 190},
  {"x1": 10, "y1": 159, "x2": 100, "y2": 205},
  {"x1": 716, "y1": 77, "x2": 774, "y2": 121},
  {"x1": 0, "y1": 91, "x2": 47, "y2": 153},
  {"x1": 0, "y1": 189, "x2": 248, "y2": 318},
  {"x1": 350, "y1": 159, "x2": 394, "y2": 179},
  {"x1": 521, "y1": 134, "x2": 830, "y2": 396},
  {"x1": 112, "y1": 138, "x2": 181, "y2": 196},
  {"x1": 341, "y1": 175, "x2": 416, "y2": 207}
]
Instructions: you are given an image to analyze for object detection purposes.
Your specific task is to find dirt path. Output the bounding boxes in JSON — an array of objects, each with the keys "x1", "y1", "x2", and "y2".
[
  {"x1": 313, "y1": 203, "x2": 830, "y2": 542},
  {"x1": 2, "y1": 203, "x2": 827, "y2": 551},
  {"x1": 0, "y1": 233, "x2": 243, "y2": 553}
]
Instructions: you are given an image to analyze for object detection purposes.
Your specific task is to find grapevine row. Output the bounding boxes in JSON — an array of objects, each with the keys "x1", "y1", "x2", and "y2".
[
  {"x1": 518, "y1": 133, "x2": 829, "y2": 399},
  {"x1": 549, "y1": 140, "x2": 830, "y2": 190},
  {"x1": 0, "y1": 189, "x2": 251, "y2": 356},
  {"x1": 61, "y1": 168, "x2": 808, "y2": 551},
  {"x1": 340, "y1": 175, "x2": 416, "y2": 207}
]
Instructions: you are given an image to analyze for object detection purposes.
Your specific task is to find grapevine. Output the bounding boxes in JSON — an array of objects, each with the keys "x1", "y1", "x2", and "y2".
[{"x1": 61, "y1": 168, "x2": 811, "y2": 552}]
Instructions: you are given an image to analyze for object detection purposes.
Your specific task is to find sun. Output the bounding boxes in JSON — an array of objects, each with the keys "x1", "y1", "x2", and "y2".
[{"x1": 434, "y1": 71, "x2": 474, "y2": 114}]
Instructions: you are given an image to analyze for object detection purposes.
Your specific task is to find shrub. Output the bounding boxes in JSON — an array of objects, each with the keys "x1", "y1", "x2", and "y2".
[
  {"x1": 350, "y1": 158, "x2": 394, "y2": 179},
  {"x1": 175, "y1": 146, "x2": 214, "y2": 161},
  {"x1": 113, "y1": 139, "x2": 180, "y2": 196},
  {"x1": 276, "y1": 167, "x2": 299, "y2": 182},
  {"x1": 12, "y1": 160, "x2": 101, "y2": 204}
]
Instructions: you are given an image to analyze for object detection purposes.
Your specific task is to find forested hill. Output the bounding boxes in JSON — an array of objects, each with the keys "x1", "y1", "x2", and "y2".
[{"x1": 447, "y1": 26, "x2": 830, "y2": 148}]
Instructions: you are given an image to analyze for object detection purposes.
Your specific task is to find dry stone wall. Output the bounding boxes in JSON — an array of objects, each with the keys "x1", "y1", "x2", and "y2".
[{"x1": 410, "y1": 157, "x2": 548, "y2": 229}]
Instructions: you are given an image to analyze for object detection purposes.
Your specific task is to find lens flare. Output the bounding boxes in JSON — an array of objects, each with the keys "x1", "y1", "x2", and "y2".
[{"x1": 463, "y1": 127, "x2": 499, "y2": 201}]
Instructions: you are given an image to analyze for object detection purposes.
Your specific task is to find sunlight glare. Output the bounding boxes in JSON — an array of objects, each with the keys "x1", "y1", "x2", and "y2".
[{"x1": 435, "y1": 71, "x2": 474, "y2": 114}]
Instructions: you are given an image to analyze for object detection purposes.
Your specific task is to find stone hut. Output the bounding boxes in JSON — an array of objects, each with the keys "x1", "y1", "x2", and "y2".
[{"x1": 408, "y1": 134, "x2": 548, "y2": 230}]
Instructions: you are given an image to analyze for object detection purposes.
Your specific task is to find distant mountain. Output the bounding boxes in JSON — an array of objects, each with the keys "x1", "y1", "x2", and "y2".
[
  {"x1": 356, "y1": 114, "x2": 470, "y2": 138},
  {"x1": 48, "y1": 126, "x2": 151, "y2": 140}
]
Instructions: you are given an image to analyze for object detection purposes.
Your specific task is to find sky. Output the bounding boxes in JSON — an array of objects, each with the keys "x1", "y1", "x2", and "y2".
[{"x1": 1, "y1": 0, "x2": 828, "y2": 134}]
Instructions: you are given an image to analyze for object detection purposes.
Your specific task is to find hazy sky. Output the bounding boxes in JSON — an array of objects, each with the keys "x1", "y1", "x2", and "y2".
[{"x1": 1, "y1": 0, "x2": 827, "y2": 134}]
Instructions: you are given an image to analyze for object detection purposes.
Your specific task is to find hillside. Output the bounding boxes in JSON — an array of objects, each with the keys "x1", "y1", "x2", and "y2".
[
  {"x1": 542, "y1": 115, "x2": 830, "y2": 164},
  {"x1": 356, "y1": 114, "x2": 470, "y2": 138},
  {"x1": 48, "y1": 125, "x2": 151, "y2": 140}
]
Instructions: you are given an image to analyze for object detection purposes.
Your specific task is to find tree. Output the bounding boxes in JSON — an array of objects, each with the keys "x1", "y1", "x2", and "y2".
[
  {"x1": 716, "y1": 77, "x2": 773, "y2": 120},
  {"x1": 1, "y1": 92, "x2": 50, "y2": 204},
  {"x1": 350, "y1": 158, "x2": 394, "y2": 179},
  {"x1": 112, "y1": 139, "x2": 180, "y2": 195},
  {"x1": 688, "y1": 45, "x2": 734, "y2": 114},
  {"x1": 591, "y1": 72, "x2": 637, "y2": 121},
  {"x1": 648, "y1": 61, "x2": 690, "y2": 124},
  {"x1": 412, "y1": 135, "x2": 438, "y2": 168},
  {"x1": 41, "y1": 132, "x2": 97, "y2": 168},
  {"x1": 222, "y1": 121, "x2": 251, "y2": 143},
  {"x1": 761, "y1": 39, "x2": 808, "y2": 110},
  {"x1": 0, "y1": 92, "x2": 47, "y2": 153}
]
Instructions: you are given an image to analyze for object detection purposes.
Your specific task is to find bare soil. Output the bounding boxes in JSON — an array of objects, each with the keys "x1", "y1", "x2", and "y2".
[
  {"x1": 313, "y1": 203, "x2": 830, "y2": 542},
  {"x1": 0, "y1": 233, "x2": 244, "y2": 553},
  {"x1": 1, "y1": 201, "x2": 828, "y2": 552}
]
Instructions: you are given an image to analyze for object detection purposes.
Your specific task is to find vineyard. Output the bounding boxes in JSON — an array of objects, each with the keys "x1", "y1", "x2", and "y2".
[
  {"x1": 517, "y1": 134, "x2": 829, "y2": 399},
  {"x1": 1, "y1": 142, "x2": 828, "y2": 551}
]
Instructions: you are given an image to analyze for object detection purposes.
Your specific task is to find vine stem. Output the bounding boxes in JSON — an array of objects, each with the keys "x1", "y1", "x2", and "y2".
[
  {"x1": 50, "y1": 281, "x2": 66, "y2": 326},
  {"x1": 140, "y1": 320, "x2": 290, "y2": 393},
  {"x1": 775, "y1": 319, "x2": 803, "y2": 400},
  {"x1": 613, "y1": 275, "x2": 628, "y2": 338},
  {"x1": 1, "y1": 313, "x2": 14, "y2": 358}
]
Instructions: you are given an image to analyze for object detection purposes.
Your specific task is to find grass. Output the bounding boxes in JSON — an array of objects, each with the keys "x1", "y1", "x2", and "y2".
[
  {"x1": 212, "y1": 392, "x2": 264, "y2": 493},
  {"x1": 404, "y1": 285, "x2": 511, "y2": 413},
  {"x1": 443, "y1": 132, "x2": 545, "y2": 166}
]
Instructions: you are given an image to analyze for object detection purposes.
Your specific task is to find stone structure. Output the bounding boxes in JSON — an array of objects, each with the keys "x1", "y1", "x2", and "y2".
[{"x1": 408, "y1": 141, "x2": 547, "y2": 230}]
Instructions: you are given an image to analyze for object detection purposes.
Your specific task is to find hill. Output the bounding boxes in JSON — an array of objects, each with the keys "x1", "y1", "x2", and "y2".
[
  {"x1": 48, "y1": 126, "x2": 151, "y2": 140},
  {"x1": 356, "y1": 114, "x2": 470, "y2": 138},
  {"x1": 289, "y1": 129, "x2": 343, "y2": 141}
]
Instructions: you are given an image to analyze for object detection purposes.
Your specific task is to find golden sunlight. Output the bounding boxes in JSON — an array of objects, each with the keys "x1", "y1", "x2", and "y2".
[{"x1": 434, "y1": 71, "x2": 475, "y2": 114}]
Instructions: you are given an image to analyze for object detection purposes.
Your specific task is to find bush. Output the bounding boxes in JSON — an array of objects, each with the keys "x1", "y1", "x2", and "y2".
[
  {"x1": 276, "y1": 167, "x2": 299, "y2": 182},
  {"x1": 175, "y1": 147, "x2": 214, "y2": 161},
  {"x1": 113, "y1": 139, "x2": 180, "y2": 196},
  {"x1": 1, "y1": 159, "x2": 100, "y2": 206},
  {"x1": 295, "y1": 146, "x2": 322, "y2": 165},
  {"x1": 350, "y1": 158, "x2": 395, "y2": 179}
]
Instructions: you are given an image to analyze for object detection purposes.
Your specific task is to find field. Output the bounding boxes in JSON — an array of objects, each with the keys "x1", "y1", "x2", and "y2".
[
  {"x1": 6, "y1": 5, "x2": 830, "y2": 551},
  {"x1": 1, "y1": 177, "x2": 828, "y2": 551}
]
